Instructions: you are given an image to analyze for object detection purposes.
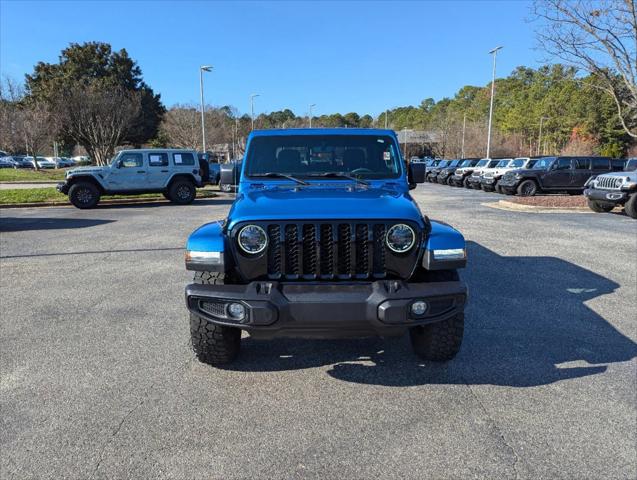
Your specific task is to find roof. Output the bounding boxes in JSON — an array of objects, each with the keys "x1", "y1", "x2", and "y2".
[{"x1": 248, "y1": 128, "x2": 397, "y2": 137}]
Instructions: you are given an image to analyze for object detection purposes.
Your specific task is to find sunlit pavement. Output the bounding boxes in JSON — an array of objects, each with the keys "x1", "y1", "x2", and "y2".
[{"x1": 1, "y1": 186, "x2": 635, "y2": 479}]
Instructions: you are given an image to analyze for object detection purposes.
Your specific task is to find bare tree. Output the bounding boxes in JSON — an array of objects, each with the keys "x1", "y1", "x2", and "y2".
[
  {"x1": 55, "y1": 85, "x2": 141, "y2": 165},
  {"x1": 534, "y1": 0, "x2": 637, "y2": 137},
  {"x1": 19, "y1": 102, "x2": 53, "y2": 170},
  {"x1": 159, "y1": 105, "x2": 200, "y2": 149},
  {"x1": 0, "y1": 77, "x2": 25, "y2": 154}
]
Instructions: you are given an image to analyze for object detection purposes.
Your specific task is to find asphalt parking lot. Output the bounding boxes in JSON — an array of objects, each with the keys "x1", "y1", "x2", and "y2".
[{"x1": 1, "y1": 185, "x2": 635, "y2": 480}]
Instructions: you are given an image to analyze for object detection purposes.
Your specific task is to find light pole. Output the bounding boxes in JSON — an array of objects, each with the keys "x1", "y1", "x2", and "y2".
[
  {"x1": 537, "y1": 116, "x2": 549, "y2": 156},
  {"x1": 461, "y1": 113, "x2": 467, "y2": 158},
  {"x1": 486, "y1": 46, "x2": 502, "y2": 159},
  {"x1": 309, "y1": 104, "x2": 316, "y2": 128},
  {"x1": 250, "y1": 94, "x2": 260, "y2": 130},
  {"x1": 199, "y1": 65, "x2": 213, "y2": 152}
]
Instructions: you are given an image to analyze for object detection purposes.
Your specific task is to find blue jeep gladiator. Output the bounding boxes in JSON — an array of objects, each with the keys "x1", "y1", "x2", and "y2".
[{"x1": 184, "y1": 129, "x2": 467, "y2": 365}]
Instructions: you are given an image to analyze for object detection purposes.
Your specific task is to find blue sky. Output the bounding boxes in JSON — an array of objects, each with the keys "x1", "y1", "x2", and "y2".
[{"x1": 0, "y1": 0, "x2": 540, "y2": 116}]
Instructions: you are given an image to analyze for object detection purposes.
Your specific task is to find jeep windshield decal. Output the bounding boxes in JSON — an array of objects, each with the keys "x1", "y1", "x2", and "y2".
[{"x1": 245, "y1": 135, "x2": 402, "y2": 180}]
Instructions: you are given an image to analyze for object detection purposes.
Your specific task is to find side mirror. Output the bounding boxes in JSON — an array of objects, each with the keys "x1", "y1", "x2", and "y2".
[{"x1": 408, "y1": 162, "x2": 426, "y2": 189}]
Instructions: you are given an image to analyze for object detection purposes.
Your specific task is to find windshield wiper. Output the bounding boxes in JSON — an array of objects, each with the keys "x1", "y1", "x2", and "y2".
[
  {"x1": 250, "y1": 172, "x2": 308, "y2": 185},
  {"x1": 308, "y1": 172, "x2": 370, "y2": 186}
]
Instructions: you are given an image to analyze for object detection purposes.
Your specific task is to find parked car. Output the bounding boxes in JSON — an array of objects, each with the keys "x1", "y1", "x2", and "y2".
[
  {"x1": 7, "y1": 155, "x2": 32, "y2": 168},
  {"x1": 49, "y1": 157, "x2": 75, "y2": 168},
  {"x1": 436, "y1": 159, "x2": 464, "y2": 185},
  {"x1": 71, "y1": 156, "x2": 92, "y2": 165},
  {"x1": 197, "y1": 153, "x2": 221, "y2": 185},
  {"x1": 219, "y1": 158, "x2": 242, "y2": 192},
  {"x1": 0, "y1": 157, "x2": 14, "y2": 168},
  {"x1": 426, "y1": 159, "x2": 449, "y2": 182},
  {"x1": 57, "y1": 149, "x2": 204, "y2": 208},
  {"x1": 498, "y1": 156, "x2": 622, "y2": 196},
  {"x1": 23, "y1": 156, "x2": 56, "y2": 169},
  {"x1": 482, "y1": 157, "x2": 538, "y2": 193},
  {"x1": 184, "y1": 128, "x2": 466, "y2": 366},
  {"x1": 448, "y1": 158, "x2": 482, "y2": 187},
  {"x1": 584, "y1": 158, "x2": 637, "y2": 219},
  {"x1": 465, "y1": 159, "x2": 501, "y2": 189}
]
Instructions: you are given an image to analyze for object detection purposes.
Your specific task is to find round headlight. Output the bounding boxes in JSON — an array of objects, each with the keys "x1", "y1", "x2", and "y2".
[
  {"x1": 386, "y1": 224, "x2": 415, "y2": 253},
  {"x1": 237, "y1": 225, "x2": 267, "y2": 254}
]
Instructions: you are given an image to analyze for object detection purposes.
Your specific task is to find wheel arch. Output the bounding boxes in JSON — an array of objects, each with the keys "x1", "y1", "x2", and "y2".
[{"x1": 67, "y1": 175, "x2": 105, "y2": 193}]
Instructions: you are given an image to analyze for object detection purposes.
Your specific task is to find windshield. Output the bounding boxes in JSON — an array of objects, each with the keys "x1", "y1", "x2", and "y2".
[
  {"x1": 532, "y1": 157, "x2": 555, "y2": 170},
  {"x1": 110, "y1": 154, "x2": 120, "y2": 165},
  {"x1": 476, "y1": 159, "x2": 489, "y2": 167},
  {"x1": 625, "y1": 159, "x2": 637, "y2": 171},
  {"x1": 511, "y1": 159, "x2": 526, "y2": 168},
  {"x1": 459, "y1": 160, "x2": 472, "y2": 167},
  {"x1": 448, "y1": 160, "x2": 460, "y2": 167},
  {"x1": 245, "y1": 135, "x2": 402, "y2": 179},
  {"x1": 437, "y1": 160, "x2": 449, "y2": 168},
  {"x1": 495, "y1": 160, "x2": 510, "y2": 168},
  {"x1": 487, "y1": 160, "x2": 500, "y2": 168}
]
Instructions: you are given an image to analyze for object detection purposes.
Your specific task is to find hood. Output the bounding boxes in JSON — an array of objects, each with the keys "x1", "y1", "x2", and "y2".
[
  {"x1": 227, "y1": 186, "x2": 424, "y2": 228},
  {"x1": 67, "y1": 166, "x2": 109, "y2": 175},
  {"x1": 597, "y1": 171, "x2": 637, "y2": 179}
]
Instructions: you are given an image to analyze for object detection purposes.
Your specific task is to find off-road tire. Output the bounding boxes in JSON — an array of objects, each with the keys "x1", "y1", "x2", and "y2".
[
  {"x1": 463, "y1": 177, "x2": 471, "y2": 188},
  {"x1": 168, "y1": 179, "x2": 196, "y2": 204},
  {"x1": 495, "y1": 182, "x2": 503, "y2": 194},
  {"x1": 190, "y1": 271, "x2": 241, "y2": 365},
  {"x1": 410, "y1": 313, "x2": 464, "y2": 361},
  {"x1": 68, "y1": 181, "x2": 101, "y2": 209},
  {"x1": 517, "y1": 179, "x2": 538, "y2": 197},
  {"x1": 624, "y1": 194, "x2": 637, "y2": 219},
  {"x1": 408, "y1": 268, "x2": 463, "y2": 361},
  {"x1": 587, "y1": 199, "x2": 614, "y2": 213}
]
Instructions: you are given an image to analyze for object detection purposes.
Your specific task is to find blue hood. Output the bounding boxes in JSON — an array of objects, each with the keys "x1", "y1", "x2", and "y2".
[{"x1": 227, "y1": 186, "x2": 424, "y2": 229}]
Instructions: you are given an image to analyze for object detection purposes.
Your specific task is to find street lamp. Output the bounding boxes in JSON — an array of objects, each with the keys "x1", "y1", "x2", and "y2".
[
  {"x1": 486, "y1": 46, "x2": 502, "y2": 159},
  {"x1": 537, "y1": 116, "x2": 549, "y2": 156},
  {"x1": 199, "y1": 65, "x2": 213, "y2": 152},
  {"x1": 250, "y1": 94, "x2": 260, "y2": 131},
  {"x1": 309, "y1": 104, "x2": 316, "y2": 128}
]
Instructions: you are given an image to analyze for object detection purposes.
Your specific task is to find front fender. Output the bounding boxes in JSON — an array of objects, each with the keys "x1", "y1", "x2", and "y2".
[
  {"x1": 185, "y1": 220, "x2": 227, "y2": 271},
  {"x1": 422, "y1": 221, "x2": 466, "y2": 270}
]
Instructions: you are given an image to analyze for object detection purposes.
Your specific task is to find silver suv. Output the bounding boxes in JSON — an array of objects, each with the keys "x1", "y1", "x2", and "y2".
[
  {"x1": 57, "y1": 149, "x2": 203, "y2": 209},
  {"x1": 584, "y1": 158, "x2": 637, "y2": 219}
]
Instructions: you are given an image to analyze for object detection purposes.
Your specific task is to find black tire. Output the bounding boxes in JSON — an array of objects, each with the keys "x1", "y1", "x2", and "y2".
[
  {"x1": 408, "y1": 269, "x2": 463, "y2": 361},
  {"x1": 410, "y1": 313, "x2": 464, "y2": 361},
  {"x1": 495, "y1": 182, "x2": 503, "y2": 194},
  {"x1": 624, "y1": 194, "x2": 637, "y2": 219},
  {"x1": 587, "y1": 199, "x2": 614, "y2": 213},
  {"x1": 463, "y1": 177, "x2": 471, "y2": 188},
  {"x1": 190, "y1": 271, "x2": 241, "y2": 365},
  {"x1": 517, "y1": 179, "x2": 538, "y2": 197},
  {"x1": 68, "y1": 182, "x2": 101, "y2": 209},
  {"x1": 168, "y1": 179, "x2": 196, "y2": 204}
]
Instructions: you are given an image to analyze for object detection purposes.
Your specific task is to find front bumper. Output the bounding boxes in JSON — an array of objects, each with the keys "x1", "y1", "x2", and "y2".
[
  {"x1": 56, "y1": 182, "x2": 69, "y2": 194},
  {"x1": 466, "y1": 176, "x2": 482, "y2": 186},
  {"x1": 185, "y1": 280, "x2": 467, "y2": 339},
  {"x1": 584, "y1": 188, "x2": 630, "y2": 204}
]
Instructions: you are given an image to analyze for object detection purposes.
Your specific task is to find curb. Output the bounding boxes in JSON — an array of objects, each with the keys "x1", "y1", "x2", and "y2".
[
  {"x1": 484, "y1": 200, "x2": 593, "y2": 214},
  {"x1": 0, "y1": 181, "x2": 60, "y2": 185},
  {"x1": 0, "y1": 193, "x2": 218, "y2": 209}
]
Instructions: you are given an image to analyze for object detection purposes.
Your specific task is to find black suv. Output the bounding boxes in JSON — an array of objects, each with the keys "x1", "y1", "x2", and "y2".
[
  {"x1": 436, "y1": 159, "x2": 465, "y2": 185},
  {"x1": 426, "y1": 159, "x2": 449, "y2": 182},
  {"x1": 499, "y1": 156, "x2": 623, "y2": 196},
  {"x1": 449, "y1": 158, "x2": 482, "y2": 187}
]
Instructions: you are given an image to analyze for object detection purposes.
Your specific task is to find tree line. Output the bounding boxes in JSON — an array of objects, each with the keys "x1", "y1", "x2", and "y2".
[{"x1": 1, "y1": 1, "x2": 634, "y2": 163}]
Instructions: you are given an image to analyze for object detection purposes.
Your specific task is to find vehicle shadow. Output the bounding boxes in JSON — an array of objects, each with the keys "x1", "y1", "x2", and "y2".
[
  {"x1": 225, "y1": 241, "x2": 636, "y2": 387},
  {"x1": 0, "y1": 217, "x2": 115, "y2": 232}
]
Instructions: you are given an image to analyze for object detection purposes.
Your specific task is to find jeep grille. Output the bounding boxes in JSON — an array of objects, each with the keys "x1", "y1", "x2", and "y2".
[
  {"x1": 232, "y1": 221, "x2": 422, "y2": 281},
  {"x1": 596, "y1": 175, "x2": 623, "y2": 190}
]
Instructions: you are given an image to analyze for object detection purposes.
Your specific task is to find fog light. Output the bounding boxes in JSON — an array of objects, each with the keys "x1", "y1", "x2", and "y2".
[
  {"x1": 411, "y1": 300, "x2": 428, "y2": 316},
  {"x1": 227, "y1": 303, "x2": 246, "y2": 320}
]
